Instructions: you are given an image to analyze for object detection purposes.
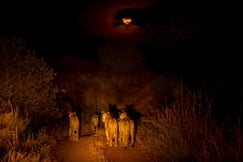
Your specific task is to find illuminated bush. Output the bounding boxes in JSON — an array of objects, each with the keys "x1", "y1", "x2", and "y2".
[{"x1": 0, "y1": 36, "x2": 60, "y2": 129}]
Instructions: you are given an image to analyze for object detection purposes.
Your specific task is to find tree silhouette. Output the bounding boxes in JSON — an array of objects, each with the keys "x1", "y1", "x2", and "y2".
[{"x1": 113, "y1": 6, "x2": 208, "y2": 48}]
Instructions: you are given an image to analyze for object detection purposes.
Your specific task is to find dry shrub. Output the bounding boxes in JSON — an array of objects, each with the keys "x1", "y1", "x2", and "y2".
[
  {"x1": 0, "y1": 111, "x2": 28, "y2": 155},
  {"x1": 137, "y1": 112, "x2": 192, "y2": 161},
  {"x1": 136, "y1": 89, "x2": 242, "y2": 162},
  {"x1": 0, "y1": 111, "x2": 56, "y2": 162},
  {"x1": 0, "y1": 112, "x2": 12, "y2": 127},
  {"x1": 2, "y1": 144, "x2": 53, "y2": 162},
  {"x1": 0, "y1": 112, "x2": 13, "y2": 141},
  {"x1": 2, "y1": 128, "x2": 56, "y2": 162}
]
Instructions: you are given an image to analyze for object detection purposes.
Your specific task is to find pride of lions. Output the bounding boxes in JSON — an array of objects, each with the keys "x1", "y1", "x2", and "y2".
[{"x1": 68, "y1": 109, "x2": 135, "y2": 149}]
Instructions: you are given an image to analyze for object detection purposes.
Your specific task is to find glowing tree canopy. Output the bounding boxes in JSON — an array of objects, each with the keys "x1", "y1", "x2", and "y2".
[{"x1": 122, "y1": 17, "x2": 132, "y2": 25}]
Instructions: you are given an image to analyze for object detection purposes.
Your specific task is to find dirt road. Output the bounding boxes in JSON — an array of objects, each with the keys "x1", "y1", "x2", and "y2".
[{"x1": 54, "y1": 132, "x2": 152, "y2": 162}]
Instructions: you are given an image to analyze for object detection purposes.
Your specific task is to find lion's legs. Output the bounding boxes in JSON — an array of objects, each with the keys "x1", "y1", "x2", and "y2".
[
  {"x1": 108, "y1": 130, "x2": 113, "y2": 146},
  {"x1": 91, "y1": 125, "x2": 95, "y2": 133},
  {"x1": 131, "y1": 131, "x2": 135, "y2": 147},
  {"x1": 118, "y1": 125, "x2": 121, "y2": 145},
  {"x1": 124, "y1": 134, "x2": 129, "y2": 149},
  {"x1": 105, "y1": 129, "x2": 109, "y2": 144},
  {"x1": 75, "y1": 127, "x2": 79, "y2": 141},
  {"x1": 114, "y1": 131, "x2": 118, "y2": 147},
  {"x1": 95, "y1": 126, "x2": 98, "y2": 134},
  {"x1": 69, "y1": 127, "x2": 72, "y2": 140},
  {"x1": 109, "y1": 138, "x2": 113, "y2": 147},
  {"x1": 69, "y1": 127, "x2": 74, "y2": 141},
  {"x1": 131, "y1": 124, "x2": 135, "y2": 147}
]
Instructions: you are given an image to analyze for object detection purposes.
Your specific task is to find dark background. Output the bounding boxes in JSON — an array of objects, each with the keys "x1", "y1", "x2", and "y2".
[{"x1": 0, "y1": 1, "x2": 241, "y2": 123}]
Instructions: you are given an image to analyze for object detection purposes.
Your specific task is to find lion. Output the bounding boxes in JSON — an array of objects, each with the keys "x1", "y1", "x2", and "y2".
[
  {"x1": 101, "y1": 111, "x2": 118, "y2": 147},
  {"x1": 68, "y1": 111, "x2": 80, "y2": 141},
  {"x1": 90, "y1": 114, "x2": 99, "y2": 134},
  {"x1": 118, "y1": 111, "x2": 135, "y2": 149}
]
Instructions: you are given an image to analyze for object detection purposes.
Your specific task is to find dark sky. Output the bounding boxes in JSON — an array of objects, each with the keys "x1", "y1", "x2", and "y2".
[
  {"x1": 0, "y1": 1, "x2": 240, "y2": 77},
  {"x1": 0, "y1": 1, "x2": 241, "y2": 125},
  {"x1": 0, "y1": 2, "x2": 88, "y2": 56},
  {"x1": 0, "y1": 1, "x2": 160, "y2": 59}
]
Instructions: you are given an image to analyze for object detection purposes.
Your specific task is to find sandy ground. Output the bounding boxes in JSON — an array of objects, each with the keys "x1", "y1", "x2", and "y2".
[{"x1": 54, "y1": 130, "x2": 152, "y2": 162}]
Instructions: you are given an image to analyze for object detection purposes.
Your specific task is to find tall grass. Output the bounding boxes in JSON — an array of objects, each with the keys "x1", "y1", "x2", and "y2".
[
  {"x1": 0, "y1": 111, "x2": 57, "y2": 162},
  {"x1": 136, "y1": 88, "x2": 242, "y2": 161}
]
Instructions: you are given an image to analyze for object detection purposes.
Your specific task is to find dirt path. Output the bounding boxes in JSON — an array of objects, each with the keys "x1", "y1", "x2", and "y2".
[
  {"x1": 105, "y1": 144, "x2": 151, "y2": 162},
  {"x1": 54, "y1": 131, "x2": 152, "y2": 162},
  {"x1": 54, "y1": 136, "x2": 96, "y2": 162}
]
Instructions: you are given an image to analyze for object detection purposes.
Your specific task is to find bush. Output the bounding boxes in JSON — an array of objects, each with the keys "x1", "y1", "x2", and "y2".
[
  {"x1": 136, "y1": 89, "x2": 242, "y2": 161},
  {"x1": 0, "y1": 36, "x2": 60, "y2": 129},
  {"x1": 0, "y1": 36, "x2": 60, "y2": 161}
]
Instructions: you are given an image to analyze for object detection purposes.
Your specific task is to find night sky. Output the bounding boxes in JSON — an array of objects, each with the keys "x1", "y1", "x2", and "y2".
[
  {"x1": 0, "y1": 1, "x2": 242, "y2": 124},
  {"x1": 0, "y1": 1, "x2": 240, "y2": 77}
]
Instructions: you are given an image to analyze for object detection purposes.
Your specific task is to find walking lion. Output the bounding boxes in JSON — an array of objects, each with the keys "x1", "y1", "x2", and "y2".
[
  {"x1": 118, "y1": 111, "x2": 135, "y2": 149},
  {"x1": 101, "y1": 111, "x2": 118, "y2": 147},
  {"x1": 68, "y1": 111, "x2": 80, "y2": 141},
  {"x1": 90, "y1": 114, "x2": 99, "y2": 134}
]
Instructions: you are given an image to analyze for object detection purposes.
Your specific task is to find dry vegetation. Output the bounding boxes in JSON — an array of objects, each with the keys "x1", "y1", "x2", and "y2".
[
  {"x1": 0, "y1": 111, "x2": 57, "y2": 162},
  {"x1": 0, "y1": 37, "x2": 62, "y2": 162},
  {"x1": 136, "y1": 89, "x2": 242, "y2": 161}
]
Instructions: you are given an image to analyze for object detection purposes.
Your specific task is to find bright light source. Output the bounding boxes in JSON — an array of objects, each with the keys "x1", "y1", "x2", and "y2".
[{"x1": 122, "y1": 17, "x2": 132, "y2": 25}]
